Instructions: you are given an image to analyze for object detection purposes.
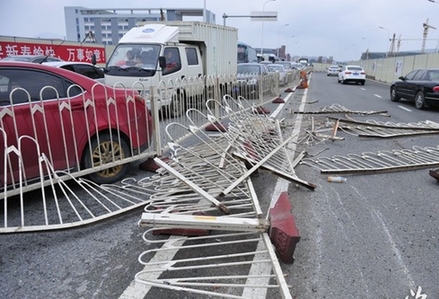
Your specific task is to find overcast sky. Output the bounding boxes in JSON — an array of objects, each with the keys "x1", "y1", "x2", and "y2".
[{"x1": 0, "y1": 0, "x2": 438, "y2": 61}]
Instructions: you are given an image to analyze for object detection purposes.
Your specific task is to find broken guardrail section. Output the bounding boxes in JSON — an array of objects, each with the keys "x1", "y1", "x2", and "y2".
[{"x1": 135, "y1": 95, "x2": 311, "y2": 298}]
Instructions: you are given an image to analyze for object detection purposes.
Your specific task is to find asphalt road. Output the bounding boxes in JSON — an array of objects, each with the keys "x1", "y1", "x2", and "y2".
[
  {"x1": 284, "y1": 72, "x2": 439, "y2": 299},
  {"x1": 1, "y1": 72, "x2": 438, "y2": 299}
]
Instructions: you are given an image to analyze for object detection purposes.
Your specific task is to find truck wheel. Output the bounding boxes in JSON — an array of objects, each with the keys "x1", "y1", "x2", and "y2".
[{"x1": 82, "y1": 133, "x2": 130, "y2": 184}]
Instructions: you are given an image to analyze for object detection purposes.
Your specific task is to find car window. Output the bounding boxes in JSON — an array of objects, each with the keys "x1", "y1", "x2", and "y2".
[
  {"x1": 163, "y1": 47, "x2": 181, "y2": 75},
  {"x1": 185, "y1": 48, "x2": 199, "y2": 66},
  {"x1": 31, "y1": 57, "x2": 60, "y2": 63},
  {"x1": 0, "y1": 68, "x2": 82, "y2": 105},
  {"x1": 267, "y1": 65, "x2": 284, "y2": 72},
  {"x1": 404, "y1": 70, "x2": 419, "y2": 80},
  {"x1": 46, "y1": 57, "x2": 61, "y2": 62},
  {"x1": 427, "y1": 70, "x2": 439, "y2": 81},
  {"x1": 61, "y1": 65, "x2": 76, "y2": 72},
  {"x1": 412, "y1": 70, "x2": 426, "y2": 80},
  {"x1": 238, "y1": 65, "x2": 260, "y2": 74},
  {"x1": 347, "y1": 66, "x2": 363, "y2": 71},
  {"x1": 73, "y1": 64, "x2": 105, "y2": 80}
]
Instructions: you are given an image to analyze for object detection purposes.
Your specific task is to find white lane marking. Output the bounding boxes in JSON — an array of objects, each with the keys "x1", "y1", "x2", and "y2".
[
  {"x1": 373, "y1": 210, "x2": 415, "y2": 290},
  {"x1": 242, "y1": 84, "x2": 307, "y2": 299},
  {"x1": 398, "y1": 105, "x2": 412, "y2": 112},
  {"x1": 241, "y1": 239, "x2": 273, "y2": 298},
  {"x1": 269, "y1": 85, "x2": 308, "y2": 208},
  {"x1": 119, "y1": 236, "x2": 185, "y2": 299},
  {"x1": 374, "y1": 94, "x2": 382, "y2": 98},
  {"x1": 271, "y1": 91, "x2": 293, "y2": 118},
  {"x1": 242, "y1": 80, "x2": 310, "y2": 299},
  {"x1": 241, "y1": 90, "x2": 298, "y2": 299}
]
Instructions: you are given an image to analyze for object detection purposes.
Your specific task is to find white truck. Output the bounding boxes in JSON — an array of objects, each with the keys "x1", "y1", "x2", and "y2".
[{"x1": 104, "y1": 21, "x2": 238, "y2": 117}]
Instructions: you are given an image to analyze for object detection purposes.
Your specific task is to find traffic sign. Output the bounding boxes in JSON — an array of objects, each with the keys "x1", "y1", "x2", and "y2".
[{"x1": 251, "y1": 11, "x2": 278, "y2": 21}]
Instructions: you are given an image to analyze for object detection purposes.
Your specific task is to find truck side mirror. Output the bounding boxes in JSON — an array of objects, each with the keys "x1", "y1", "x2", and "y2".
[{"x1": 159, "y1": 56, "x2": 166, "y2": 70}]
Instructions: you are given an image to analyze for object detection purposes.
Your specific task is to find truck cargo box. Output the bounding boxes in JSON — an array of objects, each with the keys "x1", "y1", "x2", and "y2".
[{"x1": 143, "y1": 21, "x2": 238, "y2": 76}]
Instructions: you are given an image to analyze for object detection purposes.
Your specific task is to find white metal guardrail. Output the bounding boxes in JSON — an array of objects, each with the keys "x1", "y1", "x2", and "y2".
[
  {"x1": 132, "y1": 94, "x2": 308, "y2": 298},
  {"x1": 1, "y1": 86, "x2": 156, "y2": 197},
  {"x1": 0, "y1": 71, "x2": 292, "y2": 232},
  {"x1": 1, "y1": 69, "x2": 304, "y2": 297}
]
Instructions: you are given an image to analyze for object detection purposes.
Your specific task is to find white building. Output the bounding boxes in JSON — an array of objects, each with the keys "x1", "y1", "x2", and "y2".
[{"x1": 64, "y1": 6, "x2": 216, "y2": 45}]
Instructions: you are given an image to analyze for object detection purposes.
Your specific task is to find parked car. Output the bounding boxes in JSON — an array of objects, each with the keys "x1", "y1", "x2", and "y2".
[
  {"x1": 1, "y1": 55, "x2": 63, "y2": 63},
  {"x1": 266, "y1": 63, "x2": 288, "y2": 86},
  {"x1": 291, "y1": 62, "x2": 304, "y2": 70},
  {"x1": 259, "y1": 61, "x2": 273, "y2": 65},
  {"x1": 276, "y1": 61, "x2": 293, "y2": 71},
  {"x1": 0, "y1": 61, "x2": 153, "y2": 188},
  {"x1": 236, "y1": 63, "x2": 270, "y2": 99},
  {"x1": 43, "y1": 61, "x2": 105, "y2": 83},
  {"x1": 338, "y1": 65, "x2": 366, "y2": 85},
  {"x1": 327, "y1": 65, "x2": 340, "y2": 76},
  {"x1": 390, "y1": 68, "x2": 439, "y2": 109}
]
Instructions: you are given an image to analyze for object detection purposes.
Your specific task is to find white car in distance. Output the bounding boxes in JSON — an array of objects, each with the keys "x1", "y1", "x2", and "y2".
[
  {"x1": 266, "y1": 63, "x2": 288, "y2": 86},
  {"x1": 327, "y1": 65, "x2": 340, "y2": 76},
  {"x1": 338, "y1": 65, "x2": 366, "y2": 85}
]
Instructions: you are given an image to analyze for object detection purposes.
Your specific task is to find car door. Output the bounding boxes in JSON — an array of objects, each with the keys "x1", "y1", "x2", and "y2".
[
  {"x1": 184, "y1": 47, "x2": 204, "y2": 99},
  {"x1": 0, "y1": 68, "x2": 86, "y2": 187},
  {"x1": 397, "y1": 69, "x2": 419, "y2": 99},
  {"x1": 407, "y1": 69, "x2": 427, "y2": 98}
]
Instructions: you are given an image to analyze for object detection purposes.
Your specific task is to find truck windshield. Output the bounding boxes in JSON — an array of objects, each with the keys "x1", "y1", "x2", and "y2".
[{"x1": 107, "y1": 44, "x2": 161, "y2": 71}]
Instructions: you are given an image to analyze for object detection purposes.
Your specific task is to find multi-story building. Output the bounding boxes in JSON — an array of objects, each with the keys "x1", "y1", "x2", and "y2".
[{"x1": 64, "y1": 6, "x2": 216, "y2": 45}]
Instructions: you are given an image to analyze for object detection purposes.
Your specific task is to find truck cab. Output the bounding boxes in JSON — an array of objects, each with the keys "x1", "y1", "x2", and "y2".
[
  {"x1": 105, "y1": 25, "x2": 204, "y2": 114},
  {"x1": 104, "y1": 22, "x2": 237, "y2": 117}
]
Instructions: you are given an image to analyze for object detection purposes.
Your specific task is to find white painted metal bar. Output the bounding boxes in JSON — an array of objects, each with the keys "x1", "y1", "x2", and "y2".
[
  {"x1": 302, "y1": 145, "x2": 439, "y2": 174},
  {"x1": 221, "y1": 133, "x2": 298, "y2": 195},
  {"x1": 153, "y1": 157, "x2": 230, "y2": 214},
  {"x1": 135, "y1": 231, "x2": 293, "y2": 298},
  {"x1": 139, "y1": 213, "x2": 269, "y2": 232},
  {"x1": 133, "y1": 95, "x2": 297, "y2": 298}
]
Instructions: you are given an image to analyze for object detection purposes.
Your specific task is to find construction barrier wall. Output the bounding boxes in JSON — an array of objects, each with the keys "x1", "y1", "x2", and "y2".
[{"x1": 313, "y1": 52, "x2": 439, "y2": 84}]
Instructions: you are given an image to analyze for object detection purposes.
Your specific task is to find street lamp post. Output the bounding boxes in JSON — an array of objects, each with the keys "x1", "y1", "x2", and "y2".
[
  {"x1": 261, "y1": 0, "x2": 276, "y2": 55},
  {"x1": 361, "y1": 37, "x2": 369, "y2": 59},
  {"x1": 277, "y1": 23, "x2": 289, "y2": 58},
  {"x1": 289, "y1": 35, "x2": 295, "y2": 61},
  {"x1": 379, "y1": 26, "x2": 390, "y2": 57}
]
